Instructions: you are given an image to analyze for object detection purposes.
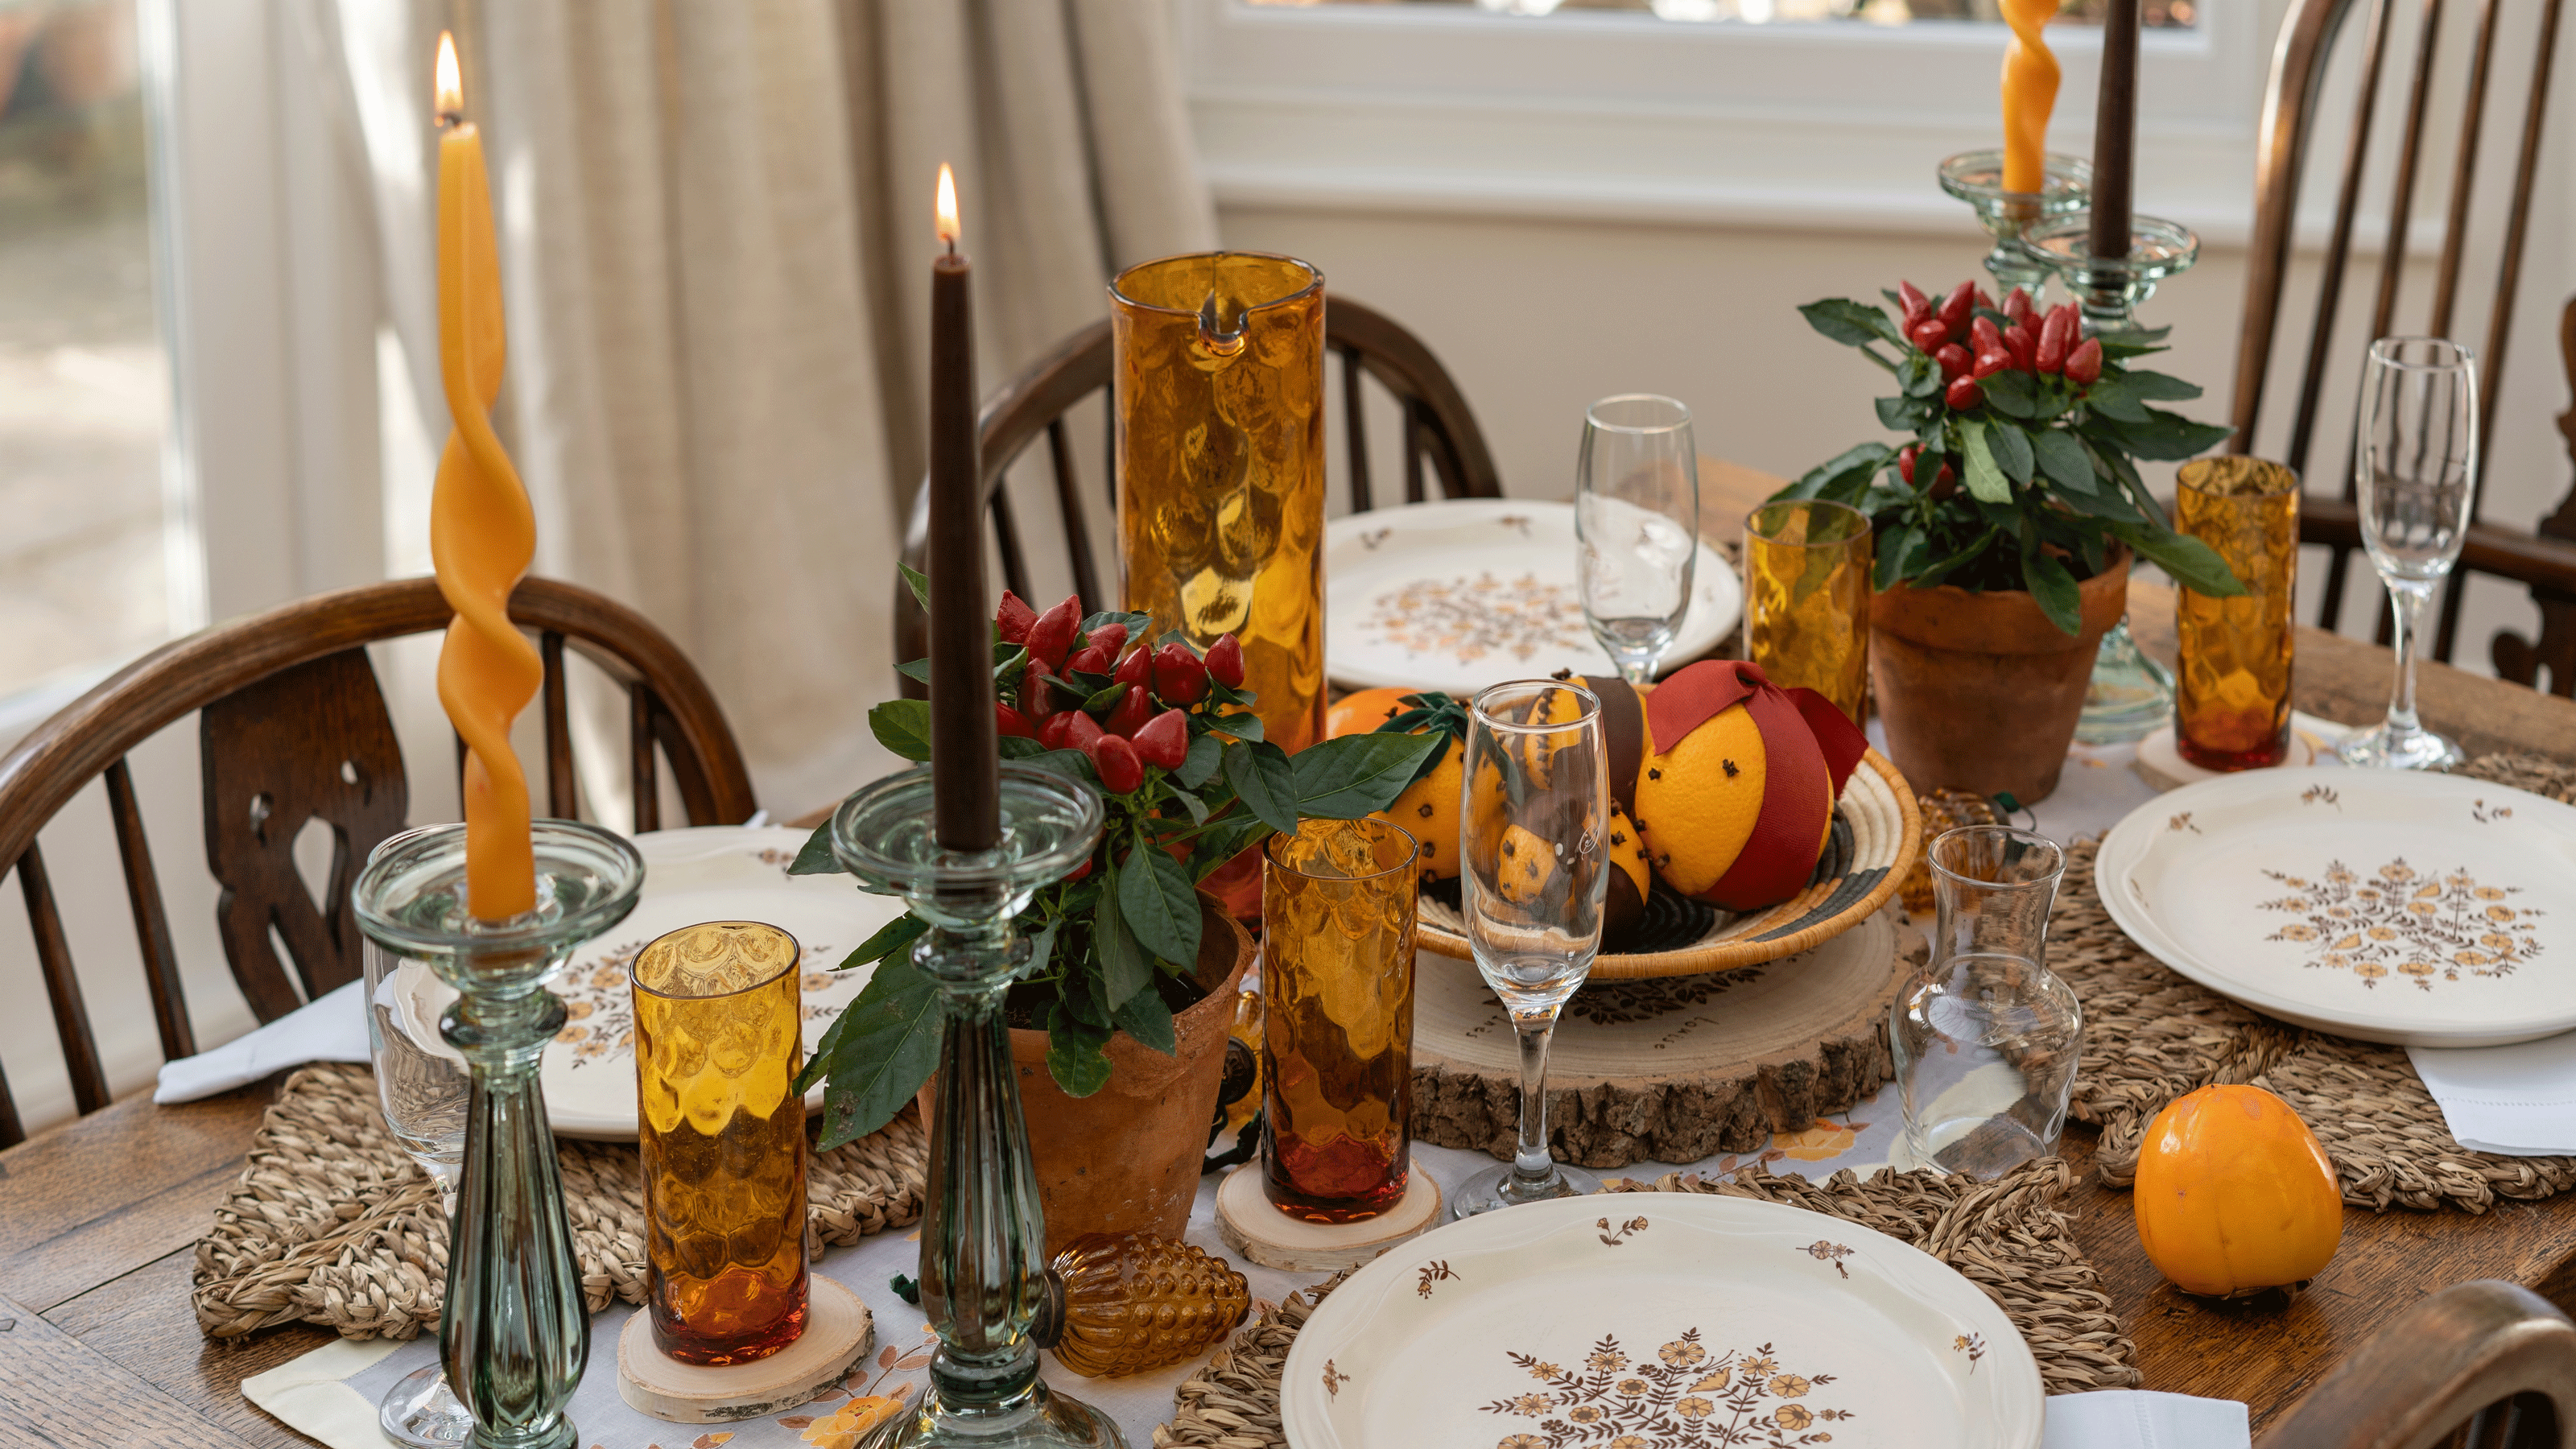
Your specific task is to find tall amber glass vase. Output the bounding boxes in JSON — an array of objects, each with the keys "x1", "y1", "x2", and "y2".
[
  {"x1": 1744, "y1": 498, "x2": 1873, "y2": 724},
  {"x1": 632, "y1": 921, "x2": 808, "y2": 1366},
  {"x1": 1261, "y1": 817, "x2": 1418, "y2": 1223},
  {"x1": 2174, "y1": 457, "x2": 2299, "y2": 771},
  {"x1": 1113, "y1": 253, "x2": 1327, "y2": 756}
]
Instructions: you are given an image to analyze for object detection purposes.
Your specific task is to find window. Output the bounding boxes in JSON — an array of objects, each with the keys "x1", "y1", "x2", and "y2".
[
  {"x1": 0, "y1": 0, "x2": 179, "y2": 702},
  {"x1": 1243, "y1": 0, "x2": 2198, "y2": 30}
]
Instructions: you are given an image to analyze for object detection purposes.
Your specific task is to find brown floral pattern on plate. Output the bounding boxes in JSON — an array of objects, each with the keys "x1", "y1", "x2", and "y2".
[
  {"x1": 2261, "y1": 858, "x2": 2543, "y2": 990},
  {"x1": 1483, "y1": 1331, "x2": 1852, "y2": 1447}
]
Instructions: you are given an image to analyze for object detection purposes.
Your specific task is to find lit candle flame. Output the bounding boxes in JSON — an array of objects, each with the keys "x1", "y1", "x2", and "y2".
[
  {"x1": 435, "y1": 31, "x2": 462, "y2": 126},
  {"x1": 935, "y1": 163, "x2": 959, "y2": 252}
]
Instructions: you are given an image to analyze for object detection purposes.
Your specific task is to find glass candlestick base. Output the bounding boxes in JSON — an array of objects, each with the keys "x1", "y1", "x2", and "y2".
[
  {"x1": 1936, "y1": 150, "x2": 2091, "y2": 299},
  {"x1": 829, "y1": 763, "x2": 1121, "y2": 1449},
  {"x1": 2013, "y1": 213, "x2": 2199, "y2": 336},
  {"x1": 355, "y1": 822, "x2": 647, "y2": 1449},
  {"x1": 2075, "y1": 621, "x2": 2174, "y2": 745}
]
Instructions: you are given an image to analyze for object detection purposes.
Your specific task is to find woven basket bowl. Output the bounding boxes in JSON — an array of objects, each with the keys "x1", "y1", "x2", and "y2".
[{"x1": 1415, "y1": 747, "x2": 1922, "y2": 980}]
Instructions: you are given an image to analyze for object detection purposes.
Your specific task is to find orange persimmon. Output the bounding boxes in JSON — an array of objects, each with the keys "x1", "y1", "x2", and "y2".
[{"x1": 2132, "y1": 1084, "x2": 2343, "y2": 1298}]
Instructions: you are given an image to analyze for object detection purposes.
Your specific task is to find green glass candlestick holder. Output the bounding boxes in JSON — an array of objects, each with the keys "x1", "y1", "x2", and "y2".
[
  {"x1": 829, "y1": 762, "x2": 1119, "y2": 1449},
  {"x1": 354, "y1": 821, "x2": 646, "y2": 1449},
  {"x1": 2013, "y1": 213, "x2": 2200, "y2": 337},
  {"x1": 1936, "y1": 150, "x2": 2091, "y2": 299}
]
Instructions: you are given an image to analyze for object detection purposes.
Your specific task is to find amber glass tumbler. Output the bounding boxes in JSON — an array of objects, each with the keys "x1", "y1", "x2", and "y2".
[
  {"x1": 1260, "y1": 817, "x2": 1418, "y2": 1223},
  {"x1": 1745, "y1": 498, "x2": 1872, "y2": 724},
  {"x1": 2175, "y1": 457, "x2": 2299, "y2": 770},
  {"x1": 1113, "y1": 252, "x2": 1326, "y2": 756},
  {"x1": 632, "y1": 920, "x2": 808, "y2": 1365}
]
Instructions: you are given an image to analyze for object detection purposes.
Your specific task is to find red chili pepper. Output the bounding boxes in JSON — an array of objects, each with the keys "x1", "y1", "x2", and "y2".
[
  {"x1": 1973, "y1": 349, "x2": 2013, "y2": 380},
  {"x1": 1036, "y1": 711, "x2": 1080, "y2": 750},
  {"x1": 1973, "y1": 286, "x2": 1997, "y2": 314},
  {"x1": 1934, "y1": 343, "x2": 1973, "y2": 382},
  {"x1": 1204, "y1": 634, "x2": 1245, "y2": 689},
  {"x1": 1937, "y1": 280, "x2": 1976, "y2": 341},
  {"x1": 995, "y1": 591, "x2": 1038, "y2": 645},
  {"x1": 996, "y1": 702, "x2": 1034, "y2": 739},
  {"x1": 1088, "y1": 734, "x2": 1144, "y2": 795},
  {"x1": 1154, "y1": 642, "x2": 1209, "y2": 705},
  {"x1": 1104, "y1": 685, "x2": 1154, "y2": 738},
  {"x1": 1026, "y1": 596, "x2": 1081, "y2": 672},
  {"x1": 2036, "y1": 306, "x2": 2073, "y2": 375},
  {"x1": 2003, "y1": 287, "x2": 2036, "y2": 328},
  {"x1": 1971, "y1": 317, "x2": 2004, "y2": 359},
  {"x1": 1062, "y1": 708, "x2": 1103, "y2": 752},
  {"x1": 1114, "y1": 645, "x2": 1154, "y2": 691},
  {"x1": 1898, "y1": 444, "x2": 1919, "y2": 485},
  {"x1": 2064, "y1": 336, "x2": 2104, "y2": 386},
  {"x1": 1066, "y1": 857, "x2": 1092, "y2": 883},
  {"x1": 1945, "y1": 376, "x2": 1985, "y2": 411},
  {"x1": 1064, "y1": 645, "x2": 1114, "y2": 679},
  {"x1": 1897, "y1": 280, "x2": 1931, "y2": 324},
  {"x1": 1132, "y1": 708, "x2": 1190, "y2": 770},
  {"x1": 2004, "y1": 323, "x2": 2037, "y2": 372},
  {"x1": 1907, "y1": 317, "x2": 1951, "y2": 354},
  {"x1": 1081, "y1": 621, "x2": 1128, "y2": 658}
]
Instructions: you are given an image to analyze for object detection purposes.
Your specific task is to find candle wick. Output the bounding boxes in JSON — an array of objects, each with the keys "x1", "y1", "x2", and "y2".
[
  {"x1": 437, "y1": 107, "x2": 462, "y2": 129},
  {"x1": 945, "y1": 236, "x2": 956, "y2": 258}
]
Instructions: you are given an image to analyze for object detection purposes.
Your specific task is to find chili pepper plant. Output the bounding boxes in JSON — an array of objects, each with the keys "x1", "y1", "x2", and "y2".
[
  {"x1": 1781, "y1": 280, "x2": 2246, "y2": 631},
  {"x1": 787, "y1": 568, "x2": 1442, "y2": 1148}
]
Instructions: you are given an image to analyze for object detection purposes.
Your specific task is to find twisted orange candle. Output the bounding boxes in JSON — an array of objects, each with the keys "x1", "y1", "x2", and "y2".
[
  {"x1": 431, "y1": 32, "x2": 539, "y2": 920},
  {"x1": 2000, "y1": 0, "x2": 2063, "y2": 194}
]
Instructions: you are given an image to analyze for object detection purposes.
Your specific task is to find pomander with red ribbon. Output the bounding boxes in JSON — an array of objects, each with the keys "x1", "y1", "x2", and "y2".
[{"x1": 1640, "y1": 659, "x2": 1868, "y2": 912}]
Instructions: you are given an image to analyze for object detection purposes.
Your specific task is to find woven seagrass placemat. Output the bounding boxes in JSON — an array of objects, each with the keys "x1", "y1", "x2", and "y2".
[
  {"x1": 192, "y1": 1063, "x2": 927, "y2": 1340},
  {"x1": 2058, "y1": 752, "x2": 2576, "y2": 1212},
  {"x1": 1153, "y1": 1158, "x2": 2136, "y2": 1447}
]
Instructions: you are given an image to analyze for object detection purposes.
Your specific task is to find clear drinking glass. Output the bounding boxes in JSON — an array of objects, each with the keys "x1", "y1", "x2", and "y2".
[
  {"x1": 1453, "y1": 680, "x2": 1612, "y2": 1217},
  {"x1": 2339, "y1": 336, "x2": 2479, "y2": 771},
  {"x1": 1892, "y1": 827, "x2": 2083, "y2": 1180},
  {"x1": 361, "y1": 830, "x2": 473, "y2": 1449},
  {"x1": 1575, "y1": 395, "x2": 1700, "y2": 683}
]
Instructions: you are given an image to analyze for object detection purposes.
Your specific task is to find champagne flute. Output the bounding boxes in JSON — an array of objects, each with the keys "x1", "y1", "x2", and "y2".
[
  {"x1": 1453, "y1": 679, "x2": 1612, "y2": 1218},
  {"x1": 1576, "y1": 394, "x2": 1701, "y2": 683},
  {"x1": 2338, "y1": 337, "x2": 2478, "y2": 771}
]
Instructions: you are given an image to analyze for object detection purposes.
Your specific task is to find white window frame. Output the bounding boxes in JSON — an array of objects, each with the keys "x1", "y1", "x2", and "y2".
[{"x1": 1179, "y1": 0, "x2": 2272, "y2": 242}]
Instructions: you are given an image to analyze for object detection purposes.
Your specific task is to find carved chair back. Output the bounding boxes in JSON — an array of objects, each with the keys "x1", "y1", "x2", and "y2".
[{"x1": 2259, "y1": 1280, "x2": 2575, "y2": 1447}]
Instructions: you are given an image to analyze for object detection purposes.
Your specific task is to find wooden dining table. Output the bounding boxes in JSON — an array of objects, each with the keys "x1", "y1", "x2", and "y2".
[{"x1": 6, "y1": 466, "x2": 2575, "y2": 1447}]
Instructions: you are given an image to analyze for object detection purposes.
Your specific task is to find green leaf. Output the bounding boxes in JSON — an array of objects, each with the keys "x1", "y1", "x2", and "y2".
[
  {"x1": 789, "y1": 817, "x2": 844, "y2": 876},
  {"x1": 1176, "y1": 732, "x2": 1223, "y2": 789},
  {"x1": 1022, "y1": 917, "x2": 1062, "y2": 982},
  {"x1": 1092, "y1": 870, "x2": 1154, "y2": 1009},
  {"x1": 1292, "y1": 732, "x2": 1444, "y2": 818},
  {"x1": 2029, "y1": 427, "x2": 2097, "y2": 496},
  {"x1": 1798, "y1": 298, "x2": 1902, "y2": 349},
  {"x1": 1209, "y1": 709, "x2": 1265, "y2": 744},
  {"x1": 2119, "y1": 369, "x2": 2203, "y2": 401},
  {"x1": 898, "y1": 562, "x2": 935, "y2": 615},
  {"x1": 1044, "y1": 1002, "x2": 1115, "y2": 1097},
  {"x1": 1958, "y1": 419, "x2": 2011, "y2": 504},
  {"x1": 1084, "y1": 681, "x2": 1128, "y2": 713},
  {"x1": 836, "y1": 913, "x2": 930, "y2": 971},
  {"x1": 997, "y1": 734, "x2": 1046, "y2": 760},
  {"x1": 1119, "y1": 845, "x2": 1203, "y2": 970},
  {"x1": 1980, "y1": 369, "x2": 2038, "y2": 419},
  {"x1": 1782, "y1": 443, "x2": 1895, "y2": 506},
  {"x1": 2113, "y1": 522, "x2": 2249, "y2": 597},
  {"x1": 1224, "y1": 740, "x2": 1300, "y2": 835},
  {"x1": 1875, "y1": 394, "x2": 1930, "y2": 431},
  {"x1": 1018, "y1": 749, "x2": 1097, "y2": 786},
  {"x1": 1900, "y1": 349, "x2": 1942, "y2": 399},
  {"x1": 2019, "y1": 544, "x2": 2084, "y2": 636},
  {"x1": 804, "y1": 957, "x2": 943, "y2": 1149},
  {"x1": 869, "y1": 699, "x2": 934, "y2": 762},
  {"x1": 1114, "y1": 987, "x2": 1178, "y2": 1056},
  {"x1": 1875, "y1": 522, "x2": 1924, "y2": 590},
  {"x1": 2082, "y1": 376, "x2": 2153, "y2": 423},
  {"x1": 1189, "y1": 810, "x2": 1276, "y2": 881},
  {"x1": 895, "y1": 658, "x2": 933, "y2": 683},
  {"x1": 1079, "y1": 609, "x2": 1154, "y2": 641},
  {"x1": 1988, "y1": 421, "x2": 2034, "y2": 485},
  {"x1": 2099, "y1": 410, "x2": 2235, "y2": 461}
]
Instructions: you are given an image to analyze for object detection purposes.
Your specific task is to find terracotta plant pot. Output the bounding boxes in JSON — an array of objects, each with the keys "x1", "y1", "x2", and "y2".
[
  {"x1": 919, "y1": 896, "x2": 1254, "y2": 1256},
  {"x1": 1870, "y1": 547, "x2": 2129, "y2": 804}
]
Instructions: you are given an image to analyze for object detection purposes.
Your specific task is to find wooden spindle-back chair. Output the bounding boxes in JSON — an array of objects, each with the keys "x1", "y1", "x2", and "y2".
[
  {"x1": 891, "y1": 295, "x2": 1502, "y2": 683},
  {"x1": 2226, "y1": 0, "x2": 2576, "y2": 691},
  {"x1": 2258, "y1": 1280, "x2": 2576, "y2": 1447},
  {"x1": 0, "y1": 576, "x2": 755, "y2": 1146}
]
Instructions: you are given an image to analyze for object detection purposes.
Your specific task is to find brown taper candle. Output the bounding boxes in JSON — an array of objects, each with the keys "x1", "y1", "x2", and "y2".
[
  {"x1": 2088, "y1": 0, "x2": 2138, "y2": 262},
  {"x1": 928, "y1": 163, "x2": 998, "y2": 851}
]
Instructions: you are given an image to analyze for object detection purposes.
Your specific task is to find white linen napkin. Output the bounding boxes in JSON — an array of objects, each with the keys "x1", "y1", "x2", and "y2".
[
  {"x1": 2407, "y1": 1031, "x2": 2576, "y2": 1155},
  {"x1": 154, "y1": 977, "x2": 370, "y2": 1104},
  {"x1": 2044, "y1": 1390, "x2": 2251, "y2": 1448}
]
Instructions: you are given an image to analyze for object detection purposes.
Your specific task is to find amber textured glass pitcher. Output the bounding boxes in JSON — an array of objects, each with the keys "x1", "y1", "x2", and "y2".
[{"x1": 1112, "y1": 252, "x2": 1327, "y2": 755}]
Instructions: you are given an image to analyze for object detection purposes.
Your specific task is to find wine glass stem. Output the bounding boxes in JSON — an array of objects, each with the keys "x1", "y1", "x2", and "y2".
[
  {"x1": 1512, "y1": 1009, "x2": 1560, "y2": 1189},
  {"x1": 2384, "y1": 578, "x2": 2435, "y2": 737}
]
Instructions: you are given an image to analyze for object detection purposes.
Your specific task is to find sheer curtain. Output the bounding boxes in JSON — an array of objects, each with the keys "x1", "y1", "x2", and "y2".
[{"x1": 310, "y1": 0, "x2": 1216, "y2": 818}]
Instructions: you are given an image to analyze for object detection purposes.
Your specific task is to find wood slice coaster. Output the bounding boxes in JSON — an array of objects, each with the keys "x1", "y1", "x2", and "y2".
[
  {"x1": 1413, "y1": 904, "x2": 1923, "y2": 1169},
  {"x1": 616, "y1": 1277, "x2": 875, "y2": 1424},
  {"x1": 1212, "y1": 1162, "x2": 1443, "y2": 1271}
]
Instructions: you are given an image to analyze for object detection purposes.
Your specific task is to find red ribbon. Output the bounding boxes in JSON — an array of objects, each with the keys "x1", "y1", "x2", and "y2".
[{"x1": 1645, "y1": 661, "x2": 1867, "y2": 911}]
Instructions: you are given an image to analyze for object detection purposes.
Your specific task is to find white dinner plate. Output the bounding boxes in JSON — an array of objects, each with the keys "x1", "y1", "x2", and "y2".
[
  {"x1": 539, "y1": 825, "x2": 906, "y2": 1139},
  {"x1": 1324, "y1": 499, "x2": 1742, "y2": 695},
  {"x1": 1279, "y1": 1191, "x2": 2041, "y2": 1449},
  {"x1": 2095, "y1": 768, "x2": 2576, "y2": 1046}
]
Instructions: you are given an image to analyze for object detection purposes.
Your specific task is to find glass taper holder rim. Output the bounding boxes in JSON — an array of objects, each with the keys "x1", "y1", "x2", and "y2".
[
  {"x1": 353, "y1": 819, "x2": 646, "y2": 1449},
  {"x1": 2013, "y1": 213, "x2": 2201, "y2": 337},
  {"x1": 828, "y1": 762, "x2": 1122, "y2": 1449},
  {"x1": 1936, "y1": 149, "x2": 2093, "y2": 298}
]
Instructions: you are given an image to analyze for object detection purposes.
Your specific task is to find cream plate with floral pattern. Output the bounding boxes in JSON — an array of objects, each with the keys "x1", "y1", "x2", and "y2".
[
  {"x1": 538, "y1": 826, "x2": 906, "y2": 1139},
  {"x1": 2097, "y1": 768, "x2": 2576, "y2": 1047},
  {"x1": 1326, "y1": 500, "x2": 1741, "y2": 695},
  {"x1": 1278, "y1": 1191, "x2": 2039, "y2": 1449}
]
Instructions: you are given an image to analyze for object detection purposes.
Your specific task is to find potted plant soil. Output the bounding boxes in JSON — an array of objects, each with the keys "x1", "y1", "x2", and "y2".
[
  {"x1": 791, "y1": 580, "x2": 1441, "y2": 1250},
  {"x1": 1781, "y1": 282, "x2": 2246, "y2": 802}
]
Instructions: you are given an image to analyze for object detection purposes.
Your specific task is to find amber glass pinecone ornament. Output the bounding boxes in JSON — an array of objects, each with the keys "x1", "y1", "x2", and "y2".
[{"x1": 1038, "y1": 1232, "x2": 1250, "y2": 1377}]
